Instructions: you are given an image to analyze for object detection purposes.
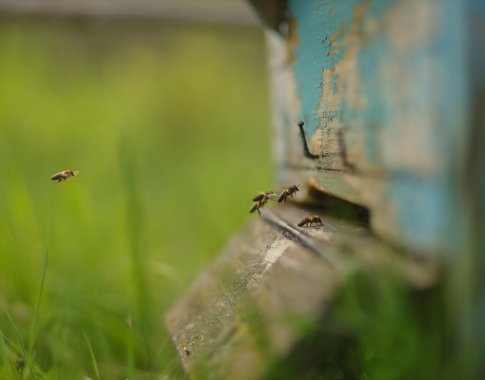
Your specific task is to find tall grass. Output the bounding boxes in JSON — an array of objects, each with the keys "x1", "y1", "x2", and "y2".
[
  {"x1": 82, "y1": 329, "x2": 101, "y2": 380},
  {"x1": 0, "y1": 18, "x2": 271, "y2": 378},
  {"x1": 0, "y1": 327, "x2": 15, "y2": 378},
  {"x1": 28, "y1": 217, "x2": 49, "y2": 357}
]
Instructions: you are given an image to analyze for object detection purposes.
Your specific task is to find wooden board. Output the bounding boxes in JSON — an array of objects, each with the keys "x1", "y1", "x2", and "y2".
[
  {"x1": 166, "y1": 203, "x2": 439, "y2": 379},
  {"x1": 267, "y1": 0, "x2": 470, "y2": 254}
]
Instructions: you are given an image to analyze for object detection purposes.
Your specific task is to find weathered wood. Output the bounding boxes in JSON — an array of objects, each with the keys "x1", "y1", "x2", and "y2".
[
  {"x1": 166, "y1": 203, "x2": 439, "y2": 379},
  {"x1": 165, "y1": 1, "x2": 485, "y2": 377},
  {"x1": 268, "y1": 0, "x2": 470, "y2": 254}
]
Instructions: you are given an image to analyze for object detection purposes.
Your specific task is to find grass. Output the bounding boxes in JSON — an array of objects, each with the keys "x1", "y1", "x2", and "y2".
[{"x1": 0, "y1": 17, "x2": 272, "y2": 378}]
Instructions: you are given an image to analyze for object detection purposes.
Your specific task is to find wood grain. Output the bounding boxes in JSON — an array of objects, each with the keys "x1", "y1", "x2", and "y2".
[{"x1": 166, "y1": 203, "x2": 438, "y2": 379}]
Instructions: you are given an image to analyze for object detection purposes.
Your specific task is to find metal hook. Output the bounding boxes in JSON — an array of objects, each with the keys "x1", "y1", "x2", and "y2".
[
  {"x1": 297, "y1": 121, "x2": 320, "y2": 159},
  {"x1": 337, "y1": 128, "x2": 356, "y2": 172}
]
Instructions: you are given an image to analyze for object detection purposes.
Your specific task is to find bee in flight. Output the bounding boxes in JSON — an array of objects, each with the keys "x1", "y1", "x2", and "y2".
[
  {"x1": 277, "y1": 185, "x2": 300, "y2": 203},
  {"x1": 297, "y1": 214, "x2": 322, "y2": 227},
  {"x1": 50, "y1": 169, "x2": 79, "y2": 182},
  {"x1": 252, "y1": 191, "x2": 276, "y2": 202},
  {"x1": 250, "y1": 191, "x2": 276, "y2": 214}
]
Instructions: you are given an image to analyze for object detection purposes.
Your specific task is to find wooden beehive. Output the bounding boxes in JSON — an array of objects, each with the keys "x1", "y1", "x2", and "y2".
[
  {"x1": 167, "y1": 1, "x2": 485, "y2": 378},
  {"x1": 269, "y1": 0, "x2": 472, "y2": 255}
]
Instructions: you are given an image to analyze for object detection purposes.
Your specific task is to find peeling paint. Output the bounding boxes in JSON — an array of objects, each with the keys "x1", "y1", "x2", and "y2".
[
  {"x1": 315, "y1": 0, "x2": 369, "y2": 170},
  {"x1": 279, "y1": 0, "x2": 466, "y2": 253}
]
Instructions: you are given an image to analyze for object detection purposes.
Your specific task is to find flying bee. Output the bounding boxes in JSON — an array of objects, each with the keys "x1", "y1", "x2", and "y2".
[
  {"x1": 250, "y1": 191, "x2": 276, "y2": 214},
  {"x1": 249, "y1": 197, "x2": 271, "y2": 214},
  {"x1": 50, "y1": 169, "x2": 79, "y2": 182},
  {"x1": 277, "y1": 185, "x2": 300, "y2": 203},
  {"x1": 297, "y1": 214, "x2": 322, "y2": 227},
  {"x1": 249, "y1": 199, "x2": 266, "y2": 214},
  {"x1": 252, "y1": 191, "x2": 276, "y2": 202}
]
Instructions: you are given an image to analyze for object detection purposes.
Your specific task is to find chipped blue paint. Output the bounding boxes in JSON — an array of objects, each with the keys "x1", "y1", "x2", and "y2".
[
  {"x1": 288, "y1": 0, "x2": 361, "y2": 135},
  {"x1": 288, "y1": 0, "x2": 398, "y2": 135},
  {"x1": 287, "y1": 0, "x2": 467, "y2": 253}
]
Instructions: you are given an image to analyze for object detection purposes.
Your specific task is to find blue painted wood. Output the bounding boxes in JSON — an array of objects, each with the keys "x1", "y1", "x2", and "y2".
[{"x1": 274, "y1": 0, "x2": 470, "y2": 254}]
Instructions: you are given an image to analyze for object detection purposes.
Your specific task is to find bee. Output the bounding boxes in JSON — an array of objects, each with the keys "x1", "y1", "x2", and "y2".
[
  {"x1": 249, "y1": 198, "x2": 269, "y2": 214},
  {"x1": 297, "y1": 214, "x2": 322, "y2": 227},
  {"x1": 250, "y1": 191, "x2": 276, "y2": 214},
  {"x1": 252, "y1": 191, "x2": 276, "y2": 202},
  {"x1": 50, "y1": 169, "x2": 79, "y2": 182},
  {"x1": 277, "y1": 185, "x2": 300, "y2": 203}
]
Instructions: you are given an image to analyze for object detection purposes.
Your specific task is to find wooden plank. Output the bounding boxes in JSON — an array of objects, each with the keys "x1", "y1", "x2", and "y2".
[
  {"x1": 166, "y1": 203, "x2": 439, "y2": 379},
  {"x1": 267, "y1": 0, "x2": 470, "y2": 254}
]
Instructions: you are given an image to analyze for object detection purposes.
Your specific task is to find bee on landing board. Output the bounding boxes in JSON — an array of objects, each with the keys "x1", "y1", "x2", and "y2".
[
  {"x1": 297, "y1": 214, "x2": 322, "y2": 227},
  {"x1": 277, "y1": 185, "x2": 300, "y2": 203},
  {"x1": 249, "y1": 191, "x2": 275, "y2": 214},
  {"x1": 50, "y1": 169, "x2": 79, "y2": 182}
]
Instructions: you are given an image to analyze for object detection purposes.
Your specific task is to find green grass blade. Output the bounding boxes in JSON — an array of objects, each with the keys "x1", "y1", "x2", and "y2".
[
  {"x1": 0, "y1": 328, "x2": 15, "y2": 378},
  {"x1": 4, "y1": 311, "x2": 37, "y2": 379},
  {"x1": 28, "y1": 216, "x2": 50, "y2": 356},
  {"x1": 119, "y1": 139, "x2": 154, "y2": 369},
  {"x1": 125, "y1": 317, "x2": 135, "y2": 380},
  {"x1": 82, "y1": 330, "x2": 101, "y2": 380},
  {"x1": 4, "y1": 311, "x2": 27, "y2": 359}
]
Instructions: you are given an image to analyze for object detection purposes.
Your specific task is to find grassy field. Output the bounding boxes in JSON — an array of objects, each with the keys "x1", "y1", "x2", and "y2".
[{"x1": 0, "y1": 18, "x2": 271, "y2": 379}]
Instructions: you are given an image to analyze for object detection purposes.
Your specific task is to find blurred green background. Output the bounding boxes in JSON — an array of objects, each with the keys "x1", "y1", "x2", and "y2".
[{"x1": 0, "y1": 16, "x2": 271, "y2": 378}]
